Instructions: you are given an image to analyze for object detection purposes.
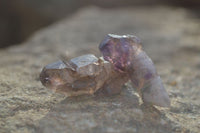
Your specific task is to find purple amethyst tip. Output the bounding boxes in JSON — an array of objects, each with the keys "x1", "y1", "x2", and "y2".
[{"x1": 99, "y1": 34, "x2": 141, "y2": 72}]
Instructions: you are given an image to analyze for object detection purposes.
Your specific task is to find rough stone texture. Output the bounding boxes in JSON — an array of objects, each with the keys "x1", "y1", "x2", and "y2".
[{"x1": 0, "y1": 6, "x2": 200, "y2": 133}]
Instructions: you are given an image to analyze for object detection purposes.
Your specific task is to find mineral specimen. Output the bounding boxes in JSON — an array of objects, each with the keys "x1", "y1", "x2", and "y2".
[
  {"x1": 40, "y1": 54, "x2": 128, "y2": 96},
  {"x1": 99, "y1": 34, "x2": 170, "y2": 107},
  {"x1": 40, "y1": 34, "x2": 170, "y2": 107}
]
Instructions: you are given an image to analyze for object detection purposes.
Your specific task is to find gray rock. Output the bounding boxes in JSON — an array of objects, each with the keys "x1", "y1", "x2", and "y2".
[{"x1": 0, "y1": 6, "x2": 200, "y2": 133}]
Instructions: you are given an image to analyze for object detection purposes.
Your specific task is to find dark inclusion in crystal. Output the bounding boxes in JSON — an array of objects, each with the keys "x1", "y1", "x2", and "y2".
[{"x1": 40, "y1": 34, "x2": 170, "y2": 107}]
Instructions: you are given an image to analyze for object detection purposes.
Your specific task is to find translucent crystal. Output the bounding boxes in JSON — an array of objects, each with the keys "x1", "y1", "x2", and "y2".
[
  {"x1": 40, "y1": 54, "x2": 128, "y2": 96},
  {"x1": 99, "y1": 34, "x2": 170, "y2": 107}
]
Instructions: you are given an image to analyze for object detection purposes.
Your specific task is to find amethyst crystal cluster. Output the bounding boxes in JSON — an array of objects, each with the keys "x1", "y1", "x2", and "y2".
[{"x1": 40, "y1": 34, "x2": 170, "y2": 107}]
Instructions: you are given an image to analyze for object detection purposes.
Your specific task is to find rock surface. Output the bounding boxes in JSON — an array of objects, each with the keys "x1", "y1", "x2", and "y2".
[{"x1": 0, "y1": 6, "x2": 200, "y2": 133}]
